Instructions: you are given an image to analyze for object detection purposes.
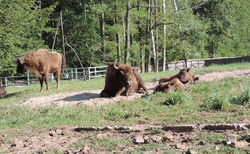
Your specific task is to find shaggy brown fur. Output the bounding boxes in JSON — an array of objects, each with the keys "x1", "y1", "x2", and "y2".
[
  {"x1": 100, "y1": 61, "x2": 147, "y2": 97},
  {"x1": 159, "y1": 68, "x2": 199, "y2": 84},
  {"x1": 154, "y1": 78, "x2": 185, "y2": 94},
  {"x1": 17, "y1": 49, "x2": 65, "y2": 92}
]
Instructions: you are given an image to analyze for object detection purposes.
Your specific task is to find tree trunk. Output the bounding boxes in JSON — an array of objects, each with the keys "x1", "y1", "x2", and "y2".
[
  {"x1": 145, "y1": 0, "x2": 151, "y2": 73},
  {"x1": 125, "y1": 0, "x2": 130, "y2": 64},
  {"x1": 60, "y1": 11, "x2": 66, "y2": 66},
  {"x1": 137, "y1": 2, "x2": 145, "y2": 73},
  {"x1": 162, "y1": 0, "x2": 166, "y2": 71},
  {"x1": 115, "y1": 0, "x2": 121, "y2": 62},
  {"x1": 154, "y1": 0, "x2": 158, "y2": 72},
  {"x1": 99, "y1": 0, "x2": 105, "y2": 61}
]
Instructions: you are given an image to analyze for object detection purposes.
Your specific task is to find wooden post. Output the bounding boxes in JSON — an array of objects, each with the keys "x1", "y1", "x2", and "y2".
[
  {"x1": 71, "y1": 68, "x2": 74, "y2": 80},
  {"x1": 88, "y1": 67, "x2": 91, "y2": 80},
  {"x1": 95, "y1": 67, "x2": 97, "y2": 78},
  {"x1": 4, "y1": 77, "x2": 7, "y2": 87},
  {"x1": 27, "y1": 72, "x2": 30, "y2": 85},
  {"x1": 75, "y1": 68, "x2": 78, "y2": 79}
]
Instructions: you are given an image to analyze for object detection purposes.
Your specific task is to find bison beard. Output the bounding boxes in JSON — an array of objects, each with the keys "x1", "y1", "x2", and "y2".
[
  {"x1": 17, "y1": 49, "x2": 65, "y2": 92},
  {"x1": 100, "y1": 61, "x2": 148, "y2": 97}
]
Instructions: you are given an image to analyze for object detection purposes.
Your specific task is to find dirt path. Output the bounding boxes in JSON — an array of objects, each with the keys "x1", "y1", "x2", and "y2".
[{"x1": 18, "y1": 69, "x2": 250, "y2": 109}]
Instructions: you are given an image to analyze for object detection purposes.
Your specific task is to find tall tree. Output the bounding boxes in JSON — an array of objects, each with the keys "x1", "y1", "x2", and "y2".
[{"x1": 125, "y1": 0, "x2": 131, "y2": 64}]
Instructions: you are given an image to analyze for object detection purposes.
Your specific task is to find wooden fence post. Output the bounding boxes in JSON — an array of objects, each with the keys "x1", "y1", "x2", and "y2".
[
  {"x1": 75, "y1": 68, "x2": 78, "y2": 79},
  {"x1": 27, "y1": 72, "x2": 30, "y2": 85},
  {"x1": 4, "y1": 77, "x2": 7, "y2": 87},
  {"x1": 71, "y1": 68, "x2": 74, "y2": 80},
  {"x1": 88, "y1": 67, "x2": 91, "y2": 80},
  {"x1": 94, "y1": 67, "x2": 97, "y2": 78}
]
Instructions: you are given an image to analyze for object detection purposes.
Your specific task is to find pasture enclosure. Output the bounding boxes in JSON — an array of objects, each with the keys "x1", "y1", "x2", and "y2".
[
  {"x1": 1, "y1": 56, "x2": 249, "y2": 87},
  {"x1": 1, "y1": 66, "x2": 107, "y2": 87}
]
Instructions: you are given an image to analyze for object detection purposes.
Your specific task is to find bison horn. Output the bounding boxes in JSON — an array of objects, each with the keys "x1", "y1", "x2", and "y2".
[{"x1": 114, "y1": 59, "x2": 119, "y2": 70}]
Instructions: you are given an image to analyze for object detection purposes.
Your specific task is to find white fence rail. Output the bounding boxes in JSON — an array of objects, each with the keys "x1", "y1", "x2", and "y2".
[{"x1": 2, "y1": 66, "x2": 107, "y2": 87}]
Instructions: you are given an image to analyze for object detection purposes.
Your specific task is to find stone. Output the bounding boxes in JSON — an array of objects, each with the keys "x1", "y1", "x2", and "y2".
[
  {"x1": 175, "y1": 144, "x2": 186, "y2": 150},
  {"x1": 82, "y1": 146, "x2": 95, "y2": 154},
  {"x1": 163, "y1": 134, "x2": 174, "y2": 142},
  {"x1": 235, "y1": 141, "x2": 249, "y2": 148},
  {"x1": 97, "y1": 132, "x2": 112, "y2": 139},
  {"x1": 144, "y1": 136, "x2": 150, "y2": 143},
  {"x1": 56, "y1": 129, "x2": 64, "y2": 135},
  {"x1": 215, "y1": 146, "x2": 220, "y2": 151},
  {"x1": 227, "y1": 134, "x2": 237, "y2": 143},
  {"x1": 133, "y1": 136, "x2": 144, "y2": 144},
  {"x1": 150, "y1": 135, "x2": 162, "y2": 143}
]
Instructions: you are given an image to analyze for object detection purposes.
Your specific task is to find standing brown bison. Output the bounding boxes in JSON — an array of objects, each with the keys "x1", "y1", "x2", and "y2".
[
  {"x1": 154, "y1": 78, "x2": 185, "y2": 94},
  {"x1": 100, "y1": 60, "x2": 148, "y2": 97},
  {"x1": 0, "y1": 80, "x2": 7, "y2": 98},
  {"x1": 159, "y1": 68, "x2": 199, "y2": 84},
  {"x1": 17, "y1": 49, "x2": 65, "y2": 92}
]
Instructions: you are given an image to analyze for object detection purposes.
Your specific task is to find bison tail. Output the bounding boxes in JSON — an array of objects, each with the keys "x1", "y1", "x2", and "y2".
[{"x1": 60, "y1": 53, "x2": 65, "y2": 74}]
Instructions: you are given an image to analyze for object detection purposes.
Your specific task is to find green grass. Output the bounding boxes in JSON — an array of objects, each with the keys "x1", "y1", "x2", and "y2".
[{"x1": 0, "y1": 62, "x2": 249, "y2": 153}]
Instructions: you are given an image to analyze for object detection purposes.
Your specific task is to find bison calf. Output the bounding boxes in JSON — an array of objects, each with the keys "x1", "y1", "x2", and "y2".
[
  {"x1": 159, "y1": 68, "x2": 199, "y2": 84},
  {"x1": 154, "y1": 78, "x2": 185, "y2": 94}
]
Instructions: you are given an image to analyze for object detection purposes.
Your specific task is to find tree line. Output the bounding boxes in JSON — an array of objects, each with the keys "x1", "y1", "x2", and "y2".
[{"x1": 0, "y1": 0, "x2": 249, "y2": 77}]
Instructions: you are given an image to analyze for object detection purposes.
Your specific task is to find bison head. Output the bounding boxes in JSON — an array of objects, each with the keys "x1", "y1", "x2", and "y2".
[
  {"x1": 179, "y1": 68, "x2": 199, "y2": 84},
  {"x1": 113, "y1": 60, "x2": 133, "y2": 88},
  {"x1": 16, "y1": 57, "x2": 27, "y2": 74}
]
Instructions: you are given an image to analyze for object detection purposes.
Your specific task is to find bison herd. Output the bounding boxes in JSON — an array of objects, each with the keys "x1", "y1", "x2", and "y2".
[{"x1": 0, "y1": 49, "x2": 199, "y2": 99}]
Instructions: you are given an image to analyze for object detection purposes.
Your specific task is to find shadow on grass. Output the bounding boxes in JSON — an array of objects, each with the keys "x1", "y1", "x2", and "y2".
[
  {"x1": 56, "y1": 92, "x2": 100, "y2": 102},
  {"x1": 2, "y1": 91, "x2": 23, "y2": 99}
]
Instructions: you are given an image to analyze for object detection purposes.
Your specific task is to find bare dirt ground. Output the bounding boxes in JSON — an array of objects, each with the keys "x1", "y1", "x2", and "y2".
[
  {"x1": 1, "y1": 69, "x2": 249, "y2": 153},
  {"x1": 18, "y1": 69, "x2": 250, "y2": 109}
]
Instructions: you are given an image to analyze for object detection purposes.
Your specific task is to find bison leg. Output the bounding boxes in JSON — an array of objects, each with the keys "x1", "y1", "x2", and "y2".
[
  {"x1": 54, "y1": 71, "x2": 60, "y2": 89},
  {"x1": 39, "y1": 76, "x2": 44, "y2": 92},
  {"x1": 44, "y1": 73, "x2": 50, "y2": 91},
  {"x1": 117, "y1": 87, "x2": 127, "y2": 96},
  {"x1": 100, "y1": 89, "x2": 110, "y2": 97}
]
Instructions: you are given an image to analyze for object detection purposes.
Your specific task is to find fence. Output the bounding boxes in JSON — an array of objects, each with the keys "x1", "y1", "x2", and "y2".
[
  {"x1": 1, "y1": 56, "x2": 249, "y2": 87},
  {"x1": 2, "y1": 66, "x2": 107, "y2": 87},
  {"x1": 159, "y1": 56, "x2": 250, "y2": 71}
]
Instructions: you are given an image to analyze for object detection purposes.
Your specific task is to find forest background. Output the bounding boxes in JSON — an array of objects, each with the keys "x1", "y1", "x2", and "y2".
[{"x1": 0, "y1": 0, "x2": 249, "y2": 77}]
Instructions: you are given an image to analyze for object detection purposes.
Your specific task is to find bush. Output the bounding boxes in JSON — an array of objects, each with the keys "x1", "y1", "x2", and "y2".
[
  {"x1": 162, "y1": 90, "x2": 190, "y2": 106},
  {"x1": 230, "y1": 88, "x2": 250, "y2": 106},
  {"x1": 201, "y1": 94, "x2": 225, "y2": 111}
]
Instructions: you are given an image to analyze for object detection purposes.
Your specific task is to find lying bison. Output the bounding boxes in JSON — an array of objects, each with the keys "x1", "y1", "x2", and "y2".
[
  {"x1": 154, "y1": 78, "x2": 185, "y2": 94},
  {"x1": 17, "y1": 49, "x2": 65, "y2": 92},
  {"x1": 0, "y1": 80, "x2": 7, "y2": 98},
  {"x1": 100, "y1": 60, "x2": 148, "y2": 97},
  {"x1": 159, "y1": 68, "x2": 199, "y2": 84}
]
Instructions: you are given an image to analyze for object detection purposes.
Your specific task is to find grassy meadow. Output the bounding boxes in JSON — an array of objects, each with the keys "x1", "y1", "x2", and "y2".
[
  {"x1": 0, "y1": 62, "x2": 249, "y2": 153},
  {"x1": 0, "y1": 62, "x2": 249, "y2": 129}
]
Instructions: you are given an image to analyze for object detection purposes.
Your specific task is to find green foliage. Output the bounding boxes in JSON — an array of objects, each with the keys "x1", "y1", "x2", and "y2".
[
  {"x1": 161, "y1": 90, "x2": 190, "y2": 106},
  {"x1": 201, "y1": 94, "x2": 225, "y2": 111},
  {"x1": 230, "y1": 88, "x2": 250, "y2": 106}
]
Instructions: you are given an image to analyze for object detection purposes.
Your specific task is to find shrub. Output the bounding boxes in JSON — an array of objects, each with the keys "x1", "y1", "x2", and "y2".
[
  {"x1": 201, "y1": 94, "x2": 225, "y2": 111},
  {"x1": 230, "y1": 88, "x2": 250, "y2": 106},
  {"x1": 162, "y1": 90, "x2": 190, "y2": 106}
]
